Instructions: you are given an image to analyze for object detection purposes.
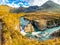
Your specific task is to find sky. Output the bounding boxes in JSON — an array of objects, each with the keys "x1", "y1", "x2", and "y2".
[{"x1": 0, "y1": 0, "x2": 60, "y2": 8}]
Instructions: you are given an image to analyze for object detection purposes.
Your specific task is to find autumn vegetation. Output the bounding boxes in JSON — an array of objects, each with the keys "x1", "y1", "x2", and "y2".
[{"x1": 0, "y1": 5, "x2": 60, "y2": 45}]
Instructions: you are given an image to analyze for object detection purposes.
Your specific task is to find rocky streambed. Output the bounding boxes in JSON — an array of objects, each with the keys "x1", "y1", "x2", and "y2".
[{"x1": 20, "y1": 13, "x2": 60, "y2": 41}]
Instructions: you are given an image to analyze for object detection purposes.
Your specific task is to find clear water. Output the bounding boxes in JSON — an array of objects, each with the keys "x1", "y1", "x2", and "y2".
[{"x1": 20, "y1": 17, "x2": 60, "y2": 41}]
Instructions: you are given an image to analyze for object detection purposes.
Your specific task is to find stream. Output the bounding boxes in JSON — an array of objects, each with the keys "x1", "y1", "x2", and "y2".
[{"x1": 20, "y1": 17, "x2": 60, "y2": 41}]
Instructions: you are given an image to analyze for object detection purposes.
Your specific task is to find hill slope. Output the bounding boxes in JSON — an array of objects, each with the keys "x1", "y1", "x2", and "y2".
[
  {"x1": 40, "y1": 0, "x2": 60, "y2": 12},
  {"x1": 0, "y1": 5, "x2": 12, "y2": 13}
]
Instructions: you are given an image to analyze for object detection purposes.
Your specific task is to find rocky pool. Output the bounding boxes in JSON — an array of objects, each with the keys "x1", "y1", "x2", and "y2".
[{"x1": 20, "y1": 17, "x2": 60, "y2": 41}]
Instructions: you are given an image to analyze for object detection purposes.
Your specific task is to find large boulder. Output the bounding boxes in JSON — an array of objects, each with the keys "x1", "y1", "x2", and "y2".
[
  {"x1": 24, "y1": 23, "x2": 34, "y2": 33},
  {"x1": 34, "y1": 19, "x2": 47, "y2": 30}
]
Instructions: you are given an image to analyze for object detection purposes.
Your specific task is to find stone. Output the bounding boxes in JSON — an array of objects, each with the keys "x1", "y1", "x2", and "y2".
[
  {"x1": 24, "y1": 23, "x2": 34, "y2": 33},
  {"x1": 35, "y1": 19, "x2": 47, "y2": 30}
]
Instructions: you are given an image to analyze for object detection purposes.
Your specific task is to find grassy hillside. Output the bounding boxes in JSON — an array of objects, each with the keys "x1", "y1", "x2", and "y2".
[
  {"x1": 0, "y1": 5, "x2": 11, "y2": 13},
  {"x1": 25, "y1": 12, "x2": 60, "y2": 20}
]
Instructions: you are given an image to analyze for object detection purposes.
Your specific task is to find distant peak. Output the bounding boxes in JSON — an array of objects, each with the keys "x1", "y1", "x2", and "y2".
[
  {"x1": 47, "y1": 0, "x2": 55, "y2": 2},
  {"x1": 45, "y1": 0, "x2": 57, "y2": 4},
  {"x1": 48, "y1": 0, "x2": 51, "y2": 1},
  {"x1": 47, "y1": 0, "x2": 53, "y2": 2}
]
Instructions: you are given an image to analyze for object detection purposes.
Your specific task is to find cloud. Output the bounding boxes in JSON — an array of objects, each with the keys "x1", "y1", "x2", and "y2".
[
  {"x1": 30, "y1": 0, "x2": 48, "y2": 6},
  {"x1": 7, "y1": 3, "x2": 20, "y2": 8},
  {"x1": 0, "y1": 0, "x2": 29, "y2": 8},
  {"x1": 0, "y1": 0, "x2": 60, "y2": 8}
]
